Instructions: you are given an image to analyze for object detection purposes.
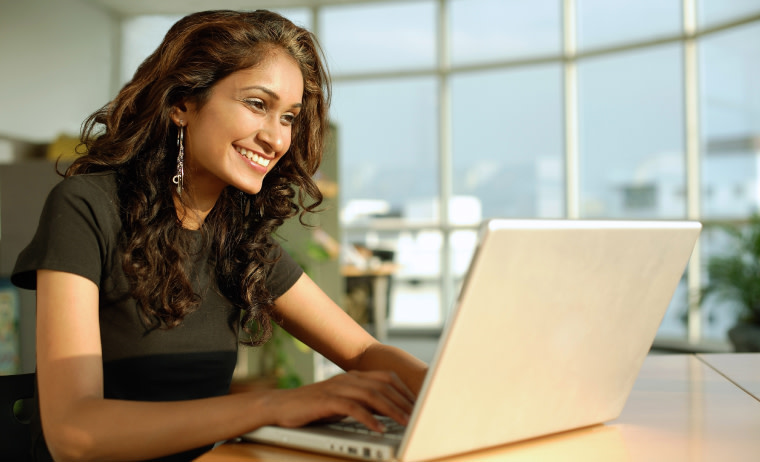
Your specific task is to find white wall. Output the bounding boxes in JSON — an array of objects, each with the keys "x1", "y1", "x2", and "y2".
[{"x1": 0, "y1": 0, "x2": 118, "y2": 143}]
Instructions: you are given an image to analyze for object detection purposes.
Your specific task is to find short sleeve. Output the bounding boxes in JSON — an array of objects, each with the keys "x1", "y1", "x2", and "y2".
[
  {"x1": 266, "y1": 243, "x2": 304, "y2": 299},
  {"x1": 11, "y1": 174, "x2": 119, "y2": 290}
]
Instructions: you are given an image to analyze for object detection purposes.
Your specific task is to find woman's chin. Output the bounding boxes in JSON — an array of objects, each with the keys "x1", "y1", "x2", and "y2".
[{"x1": 236, "y1": 181, "x2": 264, "y2": 196}]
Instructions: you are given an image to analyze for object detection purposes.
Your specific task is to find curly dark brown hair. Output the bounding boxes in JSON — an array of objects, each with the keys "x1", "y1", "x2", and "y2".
[{"x1": 65, "y1": 10, "x2": 330, "y2": 345}]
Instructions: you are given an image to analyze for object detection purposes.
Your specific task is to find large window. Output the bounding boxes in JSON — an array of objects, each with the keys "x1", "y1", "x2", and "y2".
[
  {"x1": 698, "y1": 20, "x2": 760, "y2": 341},
  {"x1": 325, "y1": 0, "x2": 760, "y2": 347}
]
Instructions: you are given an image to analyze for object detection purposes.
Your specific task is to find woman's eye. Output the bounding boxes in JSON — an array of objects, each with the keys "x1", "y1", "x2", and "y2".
[
  {"x1": 244, "y1": 98, "x2": 265, "y2": 111},
  {"x1": 281, "y1": 113, "x2": 297, "y2": 126}
]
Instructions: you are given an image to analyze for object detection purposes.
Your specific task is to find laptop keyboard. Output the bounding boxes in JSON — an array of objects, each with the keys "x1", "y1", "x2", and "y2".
[{"x1": 325, "y1": 416, "x2": 405, "y2": 441}]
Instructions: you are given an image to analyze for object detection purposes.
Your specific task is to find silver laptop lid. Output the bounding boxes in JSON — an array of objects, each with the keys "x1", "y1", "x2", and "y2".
[{"x1": 398, "y1": 219, "x2": 701, "y2": 462}]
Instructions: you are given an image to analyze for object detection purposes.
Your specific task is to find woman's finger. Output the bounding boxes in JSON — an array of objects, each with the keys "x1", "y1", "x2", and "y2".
[
  {"x1": 347, "y1": 370, "x2": 416, "y2": 414},
  {"x1": 351, "y1": 369, "x2": 417, "y2": 403},
  {"x1": 334, "y1": 372, "x2": 413, "y2": 425}
]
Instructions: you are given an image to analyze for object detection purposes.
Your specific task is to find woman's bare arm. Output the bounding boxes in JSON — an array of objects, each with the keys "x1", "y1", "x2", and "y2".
[
  {"x1": 36, "y1": 269, "x2": 414, "y2": 461},
  {"x1": 273, "y1": 273, "x2": 428, "y2": 396}
]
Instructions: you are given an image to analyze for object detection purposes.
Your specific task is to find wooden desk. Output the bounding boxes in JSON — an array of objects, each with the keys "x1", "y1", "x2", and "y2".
[
  {"x1": 611, "y1": 354, "x2": 760, "y2": 462},
  {"x1": 698, "y1": 352, "x2": 760, "y2": 401},
  {"x1": 196, "y1": 355, "x2": 760, "y2": 461}
]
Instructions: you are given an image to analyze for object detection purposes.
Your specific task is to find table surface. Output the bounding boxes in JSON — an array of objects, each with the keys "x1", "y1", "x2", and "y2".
[
  {"x1": 195, "y1": 354, "x2": 760, "y2": 462},
  {"x1": 698, "y1": 352, "x2": 760, "y2": 401}
]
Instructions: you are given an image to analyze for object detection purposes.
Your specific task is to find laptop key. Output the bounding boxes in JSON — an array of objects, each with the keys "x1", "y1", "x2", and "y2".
[
  {"x1": 326, "y1": 416, "x2": 406, "y2": 440},
  {"x1": 327, "y1": 423, "x2": 359, "y2": 433}
]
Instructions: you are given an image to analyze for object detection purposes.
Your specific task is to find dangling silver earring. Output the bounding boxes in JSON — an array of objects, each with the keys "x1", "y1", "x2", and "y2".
[{"x1": 172, "y1": 123, "x2": 185, "y2": 195}]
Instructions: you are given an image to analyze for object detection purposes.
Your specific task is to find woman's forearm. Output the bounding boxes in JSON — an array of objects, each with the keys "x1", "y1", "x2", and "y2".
[{"x1": 43, "y1": 391, "x2": 275, "y2": 462}]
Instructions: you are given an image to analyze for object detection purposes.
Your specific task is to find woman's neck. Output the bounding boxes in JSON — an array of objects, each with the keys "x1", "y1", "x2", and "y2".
[{"x1": 173, "y1": 190, "x2": 220, "y2": 230}]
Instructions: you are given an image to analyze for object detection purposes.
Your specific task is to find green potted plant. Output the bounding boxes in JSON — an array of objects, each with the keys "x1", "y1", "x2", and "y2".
[
  {"x1": 255, "y1": 231, "x2": 335, "y2": 388},
  {"x1": 257, "y1": 324, "x2": 307, "y2": 389},
  {"x1": 701, "y1": 215, "x2": 760, "y2": 352}
]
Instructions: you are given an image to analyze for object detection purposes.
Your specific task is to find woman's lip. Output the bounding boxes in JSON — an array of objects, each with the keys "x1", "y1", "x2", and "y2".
[
  {"x1": 240, "y1": 154, "x2": 268, "y2": 174},
  {"x1": 234, "y1": 145, "x2": 271, "y2": 168}
]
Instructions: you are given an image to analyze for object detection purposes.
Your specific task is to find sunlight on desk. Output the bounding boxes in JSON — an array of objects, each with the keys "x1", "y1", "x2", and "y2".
[{"x1": 196, "y1": 354, "x2": 760, "y2": 462}]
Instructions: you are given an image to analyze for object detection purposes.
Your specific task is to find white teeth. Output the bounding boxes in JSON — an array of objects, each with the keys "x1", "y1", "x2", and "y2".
[{"x1": 235, "y1": 146, "x2": 270, "y2": 167}]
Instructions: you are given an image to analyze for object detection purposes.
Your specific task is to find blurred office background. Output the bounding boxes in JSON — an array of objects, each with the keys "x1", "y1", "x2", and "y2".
[{"x1": 1, "y1": 0, "x2": 759, "y2": 372}]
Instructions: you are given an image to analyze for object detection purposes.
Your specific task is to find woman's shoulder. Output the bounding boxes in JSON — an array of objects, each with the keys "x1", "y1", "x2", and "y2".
[
  {"x1": 50, "y1": 171, "x2": 119, "y2": 206},
  {"x1": 48, "y1": 171, "x2": 121, "y2": 222},
  {"x1": 57, "y1": 171, "x2": 119, "y2": 196}
]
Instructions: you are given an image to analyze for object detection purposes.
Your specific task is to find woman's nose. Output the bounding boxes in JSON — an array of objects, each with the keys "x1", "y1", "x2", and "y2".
[{"x1": 257, "y1": 118, "x2": 284, "y2": 153}]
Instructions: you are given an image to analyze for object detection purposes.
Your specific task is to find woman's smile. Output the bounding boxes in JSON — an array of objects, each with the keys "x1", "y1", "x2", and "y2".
[{"x1": 235, "y1": 145, "x2": 271, "y2": 170}]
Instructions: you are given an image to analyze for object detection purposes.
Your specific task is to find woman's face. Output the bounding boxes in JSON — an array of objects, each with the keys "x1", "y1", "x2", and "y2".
[{"x1": 173, "y1": 48, "x2": 304, "y2": 199}]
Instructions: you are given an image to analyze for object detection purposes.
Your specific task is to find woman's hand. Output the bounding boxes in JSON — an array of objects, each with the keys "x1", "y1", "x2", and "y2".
[{"x1": 259, "y1": 370, "x2": 416, "y2": 432}]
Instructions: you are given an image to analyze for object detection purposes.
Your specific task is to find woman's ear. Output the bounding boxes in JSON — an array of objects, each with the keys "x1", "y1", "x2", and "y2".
[{"x1": 170, "y1": 103, "x2": 189, "y2": 126}]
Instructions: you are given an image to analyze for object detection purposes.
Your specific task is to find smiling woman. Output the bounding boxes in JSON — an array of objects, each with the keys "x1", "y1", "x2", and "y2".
[
  {"x1": 171, "y1": 50, "x2": 305, "y2": 227},
  {"x1": 9, "y1": 9, "x2": 427, "y2": 462}
]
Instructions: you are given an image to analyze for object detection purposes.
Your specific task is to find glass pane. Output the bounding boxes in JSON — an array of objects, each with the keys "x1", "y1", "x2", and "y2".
[
  {"x1": 451, "y1": 65, "x2": 564, "y2": 219},
  {"x1": 449, "y1": 229, "x2": 479, "y2": 280},
  {"x1": 578, "y1": 44, "x2": 686, "y2": 219},
  {"x1": 121, "y1": 15, "x2": 181, "y2": 85},
  {"x1": 277, "y1": 9, "x2": 313, "y2": 30},
  {"x1": 699, "y1": 0, "x2": 760, "y2": 28},
  {"x1": 449, "y1": 0, "x2": 561, "y2": 66},
  {"x1": 333, "y1": 77, "x2": 439, "y2": 225},
  {"x1": 392, "y1": 228, "x2": 455, "y2": 328},
  {"x1": 700, "y1": 22, "x2": 760, "y2": 219},
  {"x1": 577, "y1": 0, "x2": 682, "y2": 51},
  {"x1": 319, "y1": 1, "x2": 436, "y2": 75}
]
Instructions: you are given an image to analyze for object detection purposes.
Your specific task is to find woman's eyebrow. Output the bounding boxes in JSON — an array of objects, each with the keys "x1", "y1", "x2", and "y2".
[
  {"x1": 241, "y1": 85, "x2": 303, "y2": 108},
  {"x1": 242, "y1": 85, "x2": 278, "y2": 99}
]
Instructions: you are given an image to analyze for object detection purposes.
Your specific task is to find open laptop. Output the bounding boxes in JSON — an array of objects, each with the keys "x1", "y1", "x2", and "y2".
[{"x1": 242, "y1": 218, "x2": 702, "y2": 461}]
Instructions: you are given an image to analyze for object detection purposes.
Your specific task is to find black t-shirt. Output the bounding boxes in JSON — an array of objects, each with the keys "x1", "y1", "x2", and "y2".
[{"x1": 12, "y1": 171, "x2": 303, "y2": 461}]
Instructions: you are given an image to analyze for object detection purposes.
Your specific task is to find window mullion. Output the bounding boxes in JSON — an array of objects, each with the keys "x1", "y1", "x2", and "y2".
[
  {"x1": 563, "y1": 0, "x2": 580, "y2": 219},
  {"x1": 438, "y1": 0, "x2": 454, "y2": 317},
  {"x1": 683, "y1": 0, "x2": 702, "y2": 344}
]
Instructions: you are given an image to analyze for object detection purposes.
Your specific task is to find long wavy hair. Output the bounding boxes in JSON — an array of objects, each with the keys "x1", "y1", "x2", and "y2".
[{"x1": 66, "y1": 10, "x2": 330, "y2": 345}]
